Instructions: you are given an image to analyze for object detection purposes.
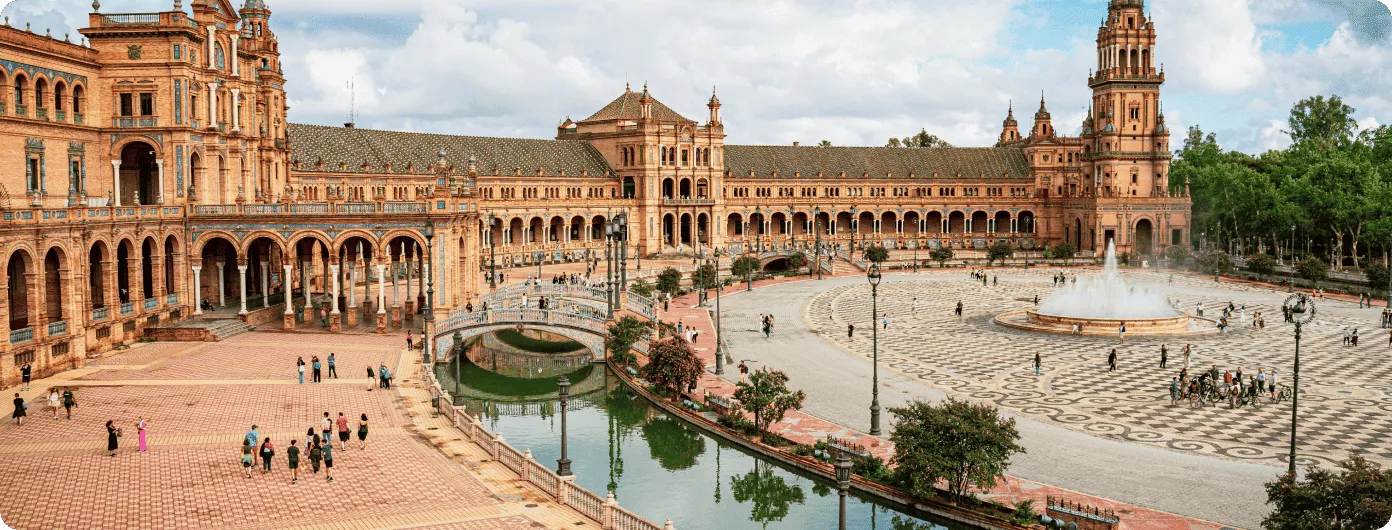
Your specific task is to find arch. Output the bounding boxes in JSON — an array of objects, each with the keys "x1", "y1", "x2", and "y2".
[
  {"x1": 770, "y1": 212, "x2": 787, "y2": 236},
  {"x1": 678, "y1": 178, "x2": 692, "y2": 198},
  {"x1": 163, "y1": 235, "x2": 178, "y2": 296},
  {"x1": 118, "y1": 141, "x2": 160, "y2": 205},
  {"x1": 994, "y1": 211, "x2": 1011, "y2": 234},
  {"x1": 696, "y1": 213, "x2": 710, "y2": 244},
  {"x1": 663, "y1": 213, "x2": 676, "y2": 247},
  {"x1": 33, "y1": 76, "x2": 48, "y2": 110},
  {"x1": 925, "y1": 211, "x2": 943, "y2": 235},
  {"x1": 589, "y1": 215, "x2": 606, "y2": 241},
  {"x1": 661, "y1": 178, "x2": 675, "y2": 199},
  {"x1": 188, "y1": 150, "x2": 202, "y2": 199},
  {"x1": 727, "y1": 213, "x2": 744, "y2": 236},
  {"x1": 1074, "y1": 218, "x2": 1084, "y2": 249},
  {"x1": 141, "y1": 237, "x2": 157, "y2": 300},
  {"x1": 857, "y1": 211, "x2": 874, "y2": 235},
  {"x1": 549, "y1": 216, "x2": 565, "y2": 244},
  {"x1": 53, "y1": 80, "x2": 66, "y2": 113},
  {"x1": 834, "y1": 211, "x2": 853, "y2": 236},
  {"x1": 6, "y1": 248, "x2": 35, "y2": 331},
  {"x1": 748, "y1": 212, "x2": 766, "y2": 236},
  {"x1": 241, "y1": 230, "x2": 289, "y2": 258},
  {"x1": 115, "y1": 238, "x2": 139, "y2": 304},
  {"x1": 622, "y1": 176, "x2": 636, "y2": 199},
  {"x1": 71, "y1": 83, "x2": 85, "y2": 115},
  {"x1": 680, "y1": 212, "x2": 692, "y2": 246},
  {"x1": 1134, "y1": 218, "x2": 1155, "y2": 257},
  {"x1": 569, "y1": 215, "x2": 585, "y2": 242},
  {"x1": 1018, "y1": 211, "x2": 1036, "y2": 234},
  {"x1": 89, "y1": 241, "x2": 109, "y2": 310},
  {"x1": 791, "y1": 211, "x2": 809, "y2": 236},
  {"x1": 970, "y1": 211, "x2": 989, "y2": 234},
  {"x1": 880, "y1": 211, "x2": 897, "y2": 234},
  {"x1": 379, "y1": 230, "x2": 427, "y2": 255},
  {"x1": 947, "y1": 211, "x2": 966, "y2": 234},
  {"x1": 761, "y1": 258, "x2": 789, "y2": 272},
  {"x1": 42, "y1": 246, "x2": 65, "y2": 323},
  {"x1": 696, "y1": 178, "x2": 709, "y2": 198},
  {"x1": 527, "y1": 217, "x2": 545, "y2": 244},
  {"x1": 13, "y1": 72, "x2": 27, "y2": 109},
  {"x1": 508, "y1": 217, "x2": 524, "y2": 245}
]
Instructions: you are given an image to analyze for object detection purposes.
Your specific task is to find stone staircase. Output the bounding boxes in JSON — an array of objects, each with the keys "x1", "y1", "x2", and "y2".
[{"x1": 144, "y1": 318, "x2": 256, "y2": 342}]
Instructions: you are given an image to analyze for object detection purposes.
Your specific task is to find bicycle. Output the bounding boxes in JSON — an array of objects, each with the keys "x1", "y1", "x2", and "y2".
[{"x1": 1271, "y1": 385, "x2": 1293, "y2": 404}]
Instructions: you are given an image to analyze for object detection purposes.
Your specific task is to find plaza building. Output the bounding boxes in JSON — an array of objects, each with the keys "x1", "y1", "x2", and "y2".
[{"x1": 0, "y1": 0, "x2": 1188, "y2": 386}]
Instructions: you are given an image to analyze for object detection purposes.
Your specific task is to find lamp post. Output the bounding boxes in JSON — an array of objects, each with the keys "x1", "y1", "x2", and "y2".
[
  {"x1": 605, "y1": 219, "x2": 616, "y2": 319},
  {"x1": 711, "y1": 250, "x2": 724, "y2": 375},
  {"x1": 486, "y1": 214, "x2": 497, "y2": 290},
  {"x1": 912, "y1": 241, "x2": 919, "y2": 273},
  {"x1": 787, "y1": 205, "x2": 795, "y2": 250},
  {"x1": 1285, "y1": 293, "x2": 1316, "y2": 477},
  {"x1": 835, "y1": 452, "x2": 852, "y2": 530},
  {"x1": 753, "y1": 207, "x2": 762, "y2": 253},
  {"x1": 617, "y1": 212, "x2": 628, "y2": 293},
  {"x1": 867, "y1": 262, "x2": 882, "y2": 436},
  {"x1": 557, "y1": 374, "x2": 573, "y2": 476},
  {"x1": 814, "y1": 207, "x2": 823, "y2": 280},
  {"x1": 452, "y1": 330, "x2": 463, "y2": 398},
  {"x1": 423, "y1": 218, "x2": 435, "y2": 366}
]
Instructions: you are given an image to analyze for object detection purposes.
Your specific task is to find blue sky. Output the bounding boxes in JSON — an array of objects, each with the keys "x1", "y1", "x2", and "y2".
[{"x1": 5, "y1": 0, "x2": 1391, "y2": 153}]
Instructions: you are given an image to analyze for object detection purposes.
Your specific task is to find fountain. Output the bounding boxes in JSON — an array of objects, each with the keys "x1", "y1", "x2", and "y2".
[{"x1": 996, "y1": 240, "x2": 1208, "y2": 336}]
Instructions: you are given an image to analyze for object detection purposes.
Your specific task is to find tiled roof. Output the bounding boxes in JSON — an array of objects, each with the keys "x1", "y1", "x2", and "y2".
[
  {"x1": 723, "y1": 145, "x2": 1031, "y2": 179},
  {"x1": 287, "y1": 123, "x2": 613, "y2": 176},
  {"x1": 581, "y1": 89, "x2": 693, "y2": 123}
]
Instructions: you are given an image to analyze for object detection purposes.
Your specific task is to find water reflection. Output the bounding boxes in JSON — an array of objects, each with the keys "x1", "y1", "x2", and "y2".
[{"x1": 436, "y1": 360, "x2": 961, "y2": 529}]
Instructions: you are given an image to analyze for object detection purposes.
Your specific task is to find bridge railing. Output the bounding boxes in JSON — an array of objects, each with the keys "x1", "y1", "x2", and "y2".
[{"x1": 477, "y1": 282, "x2": 653, "y2": 319}]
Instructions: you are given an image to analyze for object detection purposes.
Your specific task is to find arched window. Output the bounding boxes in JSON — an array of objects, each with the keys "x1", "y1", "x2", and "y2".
[
  {"x1": 54, "y1": 82, "x2": 66, "y2": 112},
  {"x1": 14, "y1": 73, "x2": 27, "y2": 107},
  {"x1": 34, "y1": 78, "x2": 47, "y2": 109},
  {"x1": 215, "y1": 43, "x2": 226, "y2": 70}
]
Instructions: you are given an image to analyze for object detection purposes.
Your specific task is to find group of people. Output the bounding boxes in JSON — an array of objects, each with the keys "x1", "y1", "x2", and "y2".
[
  {"x1": 1170, "y1": 364, "x2": 1281, "y2": 408},
  {"x1": 759, "y1": 314, "x2": 775, "y2": 339},
  {"x1": 969, "y1": 270, "x2": 996, "y2": 286},
  {"x1": 12, "y1": 387, "x2": 78, "y2": 425},
  {"x1": 296, "y1": 354, "x2": 338, "y2": 384},
  {"x1": 1051, "y1": 272, "x2": 1077, "y2": 286},
  {"x1": 241, "y1": 413, "x2": 370, "y2": 482}
]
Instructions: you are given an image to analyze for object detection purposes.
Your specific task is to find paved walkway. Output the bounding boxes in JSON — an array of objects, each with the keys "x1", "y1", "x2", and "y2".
[
  {"x1": 658, "y1": 272, "x2": 1265, "y2": 530},
  {"x1": 0, "y1": 330, "x2": 591, "y2": 529}
]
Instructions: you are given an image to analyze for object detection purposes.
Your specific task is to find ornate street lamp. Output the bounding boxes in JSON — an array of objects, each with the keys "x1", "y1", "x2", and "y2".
[
  {"x1": 453, "y1": 330, "x2": 463, "y2": 398},
  {"x1": 557, "y1": 374, "x2": 573, "y2": 476},
  {"x1": 867, "y1": 262, "x2": 882, "y2": 436},
  {"x1": 814, "y1": 206, "x2": 823, "y2": 280},
  {"x1": 1285, "y1": 293, "x2": 1316, "y2": 477},
  {"x1": 605, "y1": 218, "x2": 616, "y2": 318},
  {"x1": 711, "y1": 250, "x2": 724, "y2": 375},
  {"x1": 835, "y1": 452, "x2": 852, "y2": 530},
  {"x1": 422, "y1": 217, "x2": 435, "y2": 366},
  {"x1": 486, "y1": 214, "x2": 497, "y2": 290}
]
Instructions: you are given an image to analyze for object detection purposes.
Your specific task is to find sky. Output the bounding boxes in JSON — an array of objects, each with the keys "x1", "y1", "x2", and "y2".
[{"x1": 3, "y1": 0, "x2": 1391, "y2": 154}]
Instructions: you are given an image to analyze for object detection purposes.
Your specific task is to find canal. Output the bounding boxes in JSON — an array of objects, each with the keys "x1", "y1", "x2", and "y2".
[{"x1": 438, "y1": 356, "x2": 966, "y2": 530}]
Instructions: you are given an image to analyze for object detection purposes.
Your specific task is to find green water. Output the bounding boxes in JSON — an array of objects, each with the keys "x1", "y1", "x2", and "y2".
[{"x1": 438, "y1": 361, "x2": 965, "y2": 530}]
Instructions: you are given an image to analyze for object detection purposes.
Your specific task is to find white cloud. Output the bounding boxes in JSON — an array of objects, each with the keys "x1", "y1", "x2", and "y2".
[
  {"x1": 1153, "y1": 0, "x2": 1268, "y2": 94},
  {"x1": 1259, "y1": 119, "x2": 1293, "y2": 151}
]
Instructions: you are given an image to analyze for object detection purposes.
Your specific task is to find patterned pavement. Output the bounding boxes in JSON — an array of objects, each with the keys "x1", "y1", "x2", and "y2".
[
  {"x1": 0, "y1": 330, "x2": 584, "y2": 529},
  {"x1": 806, "y1": 270, "x2": 1392, "y2": 469}
]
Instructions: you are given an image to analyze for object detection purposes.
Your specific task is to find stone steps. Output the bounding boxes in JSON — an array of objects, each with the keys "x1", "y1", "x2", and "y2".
[{"x1": 206, "y1": 319, "x2": 255, "y2": 341}]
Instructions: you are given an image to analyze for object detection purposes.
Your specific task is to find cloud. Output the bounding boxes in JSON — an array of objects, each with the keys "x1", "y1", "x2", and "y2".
[
  {"x1": 1314, "y1": 0, "x2": 1392, "y2": 43},
  {"x1": 1153, "y1": 0, "x2": 1268, "y2": 94}
]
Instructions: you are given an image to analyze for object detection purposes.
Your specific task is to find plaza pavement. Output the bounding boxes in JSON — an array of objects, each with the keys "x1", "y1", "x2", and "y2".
[
  {"x1": 663, "y1": 269, "x2": 1367, "y2": 530},
  {"x1": 0, "y1": 328, "x2": 596, "y2": 529}
]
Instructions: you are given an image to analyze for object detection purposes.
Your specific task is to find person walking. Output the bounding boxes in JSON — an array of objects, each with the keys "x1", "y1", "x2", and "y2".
[
  {"x1": 1169, "y1": 377, "x2": 1180, "y2": 406},
  {"x1": 1107, "y1": 349, "x2": 1118, "y2": 372},
  {"x1": 379, "y1": 364, "x2": 392, "y2": 390},
  {"x1": 847, "y1": 324, "x2": 854, "y2": 338},
  {"x1": 357, "y1": 414, "x2": 370, "y2": 450},
  {"x1": 287, "y1": 439, "x2": 301, "y2": 483},
  {"x1": 46, "y1": 388, "x2": 59, "y2": 420},
  {"x1": 406, "y1": 330, "x2": 414, "y2": 350},
  {"x1": 366, "y1": 365, "x2": 376, "y2": 392},
  {"x1": 297, "y1": 357, "x2": 306, "y2": 385},
  {"x1": 955, "y1": 301, "x2": 963, "y2": 320},
  {"x1": 1269, "y1": 369, "x2": 1279, "y2": 400},
  {"x1": 259, "y1": 438, "x2": 275, "y2": 474},
  {"x1": 61, "y1": 388, "x2": 75, "y2": 420},
  {"x1": 1182, "y1": 344, "x2": 1192, "y2": 370},
  {"x1": 136, "y1": 417, "x2": 148, "y2": 453},
  {"x1": 336, "y1": 412, "x2": 350, "y2": 450},
  {"x1": 311, "y1": 356, "x2": 322, "y2": 383},
  {"x1": 245, "y1": 424, "x2": 260, "y2": 449},
  {"x1": 20, "y1": 362, "x2": 31, "y2": 391},
  {"x1": 1159, "y1": 344, "x2": 1168, "y2": 369},
  {"x1": 320, "y1": 412, "x2": 333, "y2": 446},
  {"x1": 304, "y1": 427, "x2": 317, "y2": 453},
  {"x1": 1033, "y1": 353, "x2": 1041, "y2": 376},
  {"x1": 738, "y1": 361, "x2": 749, "y2": 383},
  {"x1": 309, "y1": 440, "x2": 323, "y2": 474},
  {"x1": 1352, "y1": 328, "x2": 1360, "y2": 347},
  {"x1": 882, "y1": 315, "x2": 889, "y2": 330},
  {"x1": 327, "y1": 353, "x2": 338, "y2": 379},
  {"x1": 1117, "y1": 322, "x2": 1126, "y2": 343},
  {"x1": 322, "y1": 439, "x2": 335, "y2": 482},
  {"x1": 241, "y1": 439, "x2": 255, "y2": 478},
  {"x1": 106, "y1": 420, "x2": 120, "y2": 456},
  {"x1": 11, "y1": 393, "x2": 25, "y2": 425}
]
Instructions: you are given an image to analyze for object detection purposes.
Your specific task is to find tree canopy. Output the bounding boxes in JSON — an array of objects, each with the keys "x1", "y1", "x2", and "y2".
[
  {"x1": 733, "y1": 367, "x2": 806, "y2": 436},
  {"x1": 886, "y1": 129, "x2": 954, "y2": 148},
  {"x1": 1263, "y1": 456, "x2": 1392, "y2": 530},
  {"x1": 889, "y1": 399, "x2": 1024, "y2": 502}
]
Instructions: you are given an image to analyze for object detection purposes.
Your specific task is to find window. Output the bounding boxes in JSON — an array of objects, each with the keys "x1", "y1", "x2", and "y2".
[
  {"x1": 140, "y1": 93, "x2": 154, "y2": 116},
  {"x1": 1130, "y1": 108, "x2": 1139, "y2": 120},
  {"x1": 173, "y1": 44, "x2": 182, "y2": 60},
  {"x1": 1131, "y1": 174, "x2": 1138, "y2": 184},
  {"x1": 27, "y1": 158, "x2": 40, "y2": 191},
  {"x1": 13, "y1": 350, "x2": 34, "y2": 365},
  {"x1": 120, "y1": 93, "x2": 134, "y2": 116}
]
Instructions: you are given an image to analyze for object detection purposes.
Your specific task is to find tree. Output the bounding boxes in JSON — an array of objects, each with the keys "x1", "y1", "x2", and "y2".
[
  {"x1": 817, "y1": 140, "x2": 832, "y2": 147},
  {"x1": 986, "y1": 241, "x2": 1014, "y2": 266},
  {"x1": 1246, "y1": 254, "x2": 1278, "y2": 280},
  {"x1": 889, "y1": 399, "x2": 1024, "y2": 503},
  {"x1": 1263, "y1": 456, "x2": 1392, "y2": 530},
  {"x1": 1050, "y1": 242, "x2": 1075, "y2": 264},
  {"x1": 1288, "y1": 94, "x2": 1358, "y2": 151},
  {"x1": 629, "y1": 278, "x2": 656, "y2": 298},
  {"x1": 1165, "y1": 245, "x2": 1191, "y2": 266},
  {"x1": 1196, "y1": 250, "x2": 1235, "y2": 276},
  {"x1": 887, "y1": 129, "x2": 954, "y2": 148},
  {"x1": 641, "y1": 337, "x2": 705, "y2": 399},
  {"x1": 930, "y1": 247, "x2": 954, "y2": 268},
  {"x1": 733, "y1": 367, "x2": 806, "y2": 436},
  {"x1": 605, "y1": 316, "x2": 651, "y2": 367},
  {"x1": 732, "y1": 255, "x2": 762, "y2": 279},
  {"x1": 1365, "y1": 263, "x2": 1390, "y2": 292},
  {"x1": 862, "y1": 245, "x2": 889, "y2": 264},
  {"x1": 656, "y1": 267, "x2": 683, "y2": 296},
  {"x1": 1298, "y1": 256, "x2": 1329, "y2": 285},
  {"x1": 784, "y1": 252, "x2": 806, "y2": 274},
  {"x1": 691, "y1": 263, "x2": 718, "y2": 290}
]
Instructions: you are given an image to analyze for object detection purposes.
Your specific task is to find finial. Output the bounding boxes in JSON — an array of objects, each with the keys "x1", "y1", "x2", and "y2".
[
  {"x1": 92, "y1": 0, "x2": 101, "y2": 13},
  {"x1": 175, "y1": 0, "x2": 182, "y2": 10},
  {"x1": 26, "y1": 22, "x2": 31, "y2": 31},
  {"x1": 45, "y1": 28, "x2": 51, "y2": 38}
]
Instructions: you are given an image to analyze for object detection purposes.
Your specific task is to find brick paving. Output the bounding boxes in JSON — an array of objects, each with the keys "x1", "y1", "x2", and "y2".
[
  {"x1": 0, "y1": 330, "x2": 591, "y2": 529},
  {"x1": 657, "y1": 272, "x2": 1259, "y2": 529}
]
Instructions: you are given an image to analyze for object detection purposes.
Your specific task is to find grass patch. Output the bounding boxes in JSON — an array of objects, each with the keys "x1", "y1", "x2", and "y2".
[{"x1": 494, "y1": 329, "x2": 585, "y2": 353}]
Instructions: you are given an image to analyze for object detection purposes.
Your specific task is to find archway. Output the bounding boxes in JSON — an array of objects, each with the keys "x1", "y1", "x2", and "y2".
[
  {"x1": 857, "y1": 211, "x2": 874, "y2": 235},
  {"x1": 697, "y1": 213, "x2": 710, "y2": 244},
  {"x1": 141, "y1": 237, "x2": 157, "y2": 301},
  {"x1": 680, "y1": 213, "x2": 692, "y2": 246},
  {"x1": 696, "y1": 178, "x2": 709, "y2": 198},
  {"x1": 926, "y1": 212, "x2": 943, "y2": 235},
  {"x1": 549, "y1": 216, "x2": 564, "y2": 244},
  {"x1": 1074, "y1": 218, "x2": 1084, "y2": 249},
  {"x1": 116, "y1": 239, "x2": 136, "y2": 304},
  {"x1": 245, "y1": 236, "x2": 285, "y2": 309},
  {"x1": 43, "y1": 247, "x2": 64, "y2": 324},
  {"x1": 762, "y1": 258, "x2": 788, "y2": 272},
  {"x1": 1019, "y1": 211, "x2": 1036, "y2": 234},
  {"x1": 948, "y1": 212, "x2": 965, "y2": 234},
  {"x1": 570, "y1": 216, "x2": 585, "y2": 242},
  {"x1": 89, "y1": 242, "x2": 108, "y2": 310},
  {"x1": 528, "y1": 217, "x2": 544, "y2": 245},
  {"x1": 590, "y1": 215, "x2": 606, "y2": 241},
  {"x1": 188, "y1": 151, "x2": 202, "y2": 200},
  {"x1": 994, "y1": 211, "x2": 1011, "y2": 234},
  {"x1": 119, "y1": 142, "x2": 159, "y2": 205},
  {"x1": 834, "y1": 212, "x2": 852, "y2": 238},
  {"x1": 663, "y1": 214, "x2": 676, "y2": 247},
  {"x1": 662, "y1": 178, "x2": 674, "y2": 199},
  {"x1": 679, "y1": 178, "x2": 692, "y2": 198},
  {"x1": 336, "y1": 235, "x2": 374, "y2": 317},
  {"x1": 385, "y1": 234, "x2": 426, "y2": 311},
  {"x1": 198, "y1": 236, "x2": 238, "y2": 309},
  {"x1": 791, "y1": 212, "x2": 808, "y2": 237},
  {"x1": 904, "y1": 212, "x2": 920, "y2": 236},
  {"x1": 508, "y1": 218, "x2": 524, "y2": 246},
  {"x1": 727, "y1": 213, "x2": 744, "y2": 237},
  {"x1": 6, "y1": 250, "x2": 34, "y2": 331},
  {"x1": 881, "y1": 211, "x2": 897, "y2": 236},
  {"x1": 164, "y1": 236, "x2": 178, "y2": 296},
  {"x1": 971, "y1": 211, "x2": 989, "y2": 234},
  {"x1": 622, "y1": 177, "x2": 635, "y2": 199},
  {"x1": 1135, "y1": 219, "x2": 1155, "y2": 257}
]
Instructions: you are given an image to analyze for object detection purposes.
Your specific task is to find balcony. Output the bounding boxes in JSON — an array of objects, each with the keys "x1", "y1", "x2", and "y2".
[
  {"x1": 383, "y1": 202, "x2": 427, "y2": 214},
  {"x1": 101, "y1": 13, "x2": 160, "y2": 25},
  {"x1": 15, "y1": 104, "x2": 26, "y2": 116},
  {"x1": 114, "y1": 116, "x2": 159, "y2": 128},
  {"x1": 55, "y1": 110, "x2": 66, "y2": 122},
  {"x1": 336, "y1": 202, "x2": 376, "y2": 214},
  {"x1": 47, "y1": 320, "x2": 68, "y2": 337},
  {"x1": 144, "y1": 298, "x2": 158, "y2": 311},
  {"x1": 9, "y1": 327, "x2": 33, "y2": 344},
  {"x1": 36, "y1": 107, "x2": 48, "y2": 120},
  {"x1": 92, "y1": 307, "x2": 109, "y2": 321},
  {"x1": 662, "y1": 197, "x2": 716, "y2": 207},
  {"x1": 74, "y1": 113, "x2": 84, "y2": 125},
  {"x1": 166, "y1": 293, "x2": 179, "y2": 305},
  {"x1": 120, "y1": 301, "x2": 135, "y2": 315}
]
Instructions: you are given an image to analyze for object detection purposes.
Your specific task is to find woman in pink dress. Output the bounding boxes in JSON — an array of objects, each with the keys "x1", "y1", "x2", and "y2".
[{"x1": 136, "y1": 417, "x2": 148, "y2": 452}]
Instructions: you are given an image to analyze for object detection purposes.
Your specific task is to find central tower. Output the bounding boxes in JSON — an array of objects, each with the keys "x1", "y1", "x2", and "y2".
[{"x1": 1084, "y1": 0, "x2": 1170, "y2": 200}]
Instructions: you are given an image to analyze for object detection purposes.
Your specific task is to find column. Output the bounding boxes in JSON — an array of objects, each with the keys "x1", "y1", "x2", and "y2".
[
  {"x1": 347, "y1": 262, "x2": 357, "y2": 308},
  {"x1": 155, "y1": 160, "x2": 165, "y2": 204},
  {"x1": 191, "y1": 265, "x2": 203, "y2": 315},
  {"x1": 111, "y1": 161, "x2": 122, "y2": 206},
  {"x1": 301, "y1": 263, "x2": 311, "y2": 308},
  {"x1": 216, "y1": 262, "x2": 226, "y2": 307},
  {"x1": 208, "y1": 81, "x2": 217, "y2": 128},
  {"x1": 259, "y1": 261, "x2": 269, "y2": 307},
  {"x1": 206, "y1": 26, "x2": 215, "y2": 69},
  {"x1": 231, "y1": 88, "x2": 241, "y2": 132},
  {"x1": 282, "y1": 264, "x2": 294, "y2": 330},
  {"x1": 230, "y1": 34, "x2": 240, "y2": 76},
  {"x1": 328, "y1": 264, "x2": 341, "y2": 332},
  {"x1": 237, "y1": 264, "x2": 248, "y2": 315},
  {"x1": 375, "y1": 263, "x2": 387, "y2": 334}
]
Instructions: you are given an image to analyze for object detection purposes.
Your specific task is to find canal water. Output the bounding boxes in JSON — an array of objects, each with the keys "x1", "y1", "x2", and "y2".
[{"x1": 438, "y1": 357, "x2": 965, "y2": 530}]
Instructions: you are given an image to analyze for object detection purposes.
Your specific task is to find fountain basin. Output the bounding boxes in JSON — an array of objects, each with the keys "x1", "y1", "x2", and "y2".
[{"x1": 994, "y1": 310, "x2": 1218, "y2": 337}]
